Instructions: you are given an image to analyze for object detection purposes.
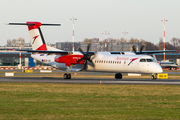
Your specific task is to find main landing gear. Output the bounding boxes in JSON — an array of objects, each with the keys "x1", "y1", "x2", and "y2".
[
  {"x1": 151, "y1": 73, "x2": 158, "y2": 80},
  {"x1": 64, "y1": 66, "x2": 72, "y2": 79},
  {"x1": 64, "y1": 73, "x2": 71, "y2": 79},
  {"x1": 115, "y1": 73, "x2": 122, "y2": 79}
]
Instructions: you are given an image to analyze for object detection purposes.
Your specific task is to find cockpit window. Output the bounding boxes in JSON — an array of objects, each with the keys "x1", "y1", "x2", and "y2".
[
  {"x1": 146, "y1": 59, "x2": 153, "y2": 62},
  {"x1": 140, "y1": 59, "x2": 146, "y2": 62}
]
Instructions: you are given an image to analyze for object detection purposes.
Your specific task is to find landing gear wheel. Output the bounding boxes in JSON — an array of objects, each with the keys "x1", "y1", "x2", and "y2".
[
  {"x1": 115, "y1": 73, "x2": 122, "y2": 79},
  {"x1": 151, "y1": 74, "x2": 157, "y2": 80},
  {"x1": 64, "y1": 73, "x2": 71, "y2": 79},
  {"x1": 64, "y1": 73, "x2": 68, "y2": 79},
  {"x1": 151, "y1": 75, "x2": 155, "y2": 80},
  {"x1": 67, "y1": 73, "x2": 71, "y2": 79}
]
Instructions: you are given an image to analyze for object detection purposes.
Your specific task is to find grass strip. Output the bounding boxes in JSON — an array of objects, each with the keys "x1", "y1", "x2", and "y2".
[{"x1": 0, "y1": 83, "x2": 180, "y2": 119}]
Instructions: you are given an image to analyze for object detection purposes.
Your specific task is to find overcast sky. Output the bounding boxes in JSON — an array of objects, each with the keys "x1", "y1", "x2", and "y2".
[{"x1": 0, "y1": 0, "x2": 180, "y2": 46}]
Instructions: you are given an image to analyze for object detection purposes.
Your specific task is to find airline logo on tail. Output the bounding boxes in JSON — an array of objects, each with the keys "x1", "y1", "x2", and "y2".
[{"x1": 32, "y1": 35, "x2": 39, "y2": 44}]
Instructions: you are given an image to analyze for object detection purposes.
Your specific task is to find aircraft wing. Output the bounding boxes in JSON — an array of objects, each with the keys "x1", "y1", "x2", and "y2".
[
  {"x1": 9, "y1": 49, "x2": 95, "y2": 55},
  {"x1": 9, "y1": 49, "x2": 176, "y2": 55},
  {"x1": 136, "y1": 50, "x2": 177, "y2": 54}
]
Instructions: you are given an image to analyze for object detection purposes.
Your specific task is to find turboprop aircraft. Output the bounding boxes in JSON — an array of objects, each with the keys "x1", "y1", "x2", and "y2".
[{"x1": 7, "y1": 22, "x2": 177, "y2": 80}]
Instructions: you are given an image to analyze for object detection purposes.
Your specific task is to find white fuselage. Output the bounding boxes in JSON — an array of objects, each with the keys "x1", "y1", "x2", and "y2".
[{"x1": 31, "y1": 52, "x2": 163, "y2": 74}]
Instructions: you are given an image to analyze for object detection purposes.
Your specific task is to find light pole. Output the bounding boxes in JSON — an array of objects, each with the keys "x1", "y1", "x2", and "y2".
[
  {"x1": 161, "y1": 19, "x2": 168, "y2": 61},
  {"x1": 102, "y1": 31, "x2": 110, "y2": 52},
  {"x1": 18, "y1": 38, "x2": 22, "y2": 69},
  {"x1": 70, "y1": 17, "x2": 77, "y2": 52},
  {"x1": 122, "y1": 31, "x2": 128, "y2": 43}
]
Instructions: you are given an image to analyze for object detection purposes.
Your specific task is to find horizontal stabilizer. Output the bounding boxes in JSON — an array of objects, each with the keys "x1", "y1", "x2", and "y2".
[{"x1": 7, "y1": 23, "x2": 61, "y2": 26}]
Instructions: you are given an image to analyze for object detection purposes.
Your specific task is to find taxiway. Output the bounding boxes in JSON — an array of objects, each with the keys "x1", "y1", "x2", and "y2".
[{"x1": 0, "y1": 77, "x2": 180, "y2": 85}]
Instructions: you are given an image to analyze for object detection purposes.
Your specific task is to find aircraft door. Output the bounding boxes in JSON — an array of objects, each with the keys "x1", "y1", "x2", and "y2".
[{"x1": 123, "y1": 60, "x2": 127, "y2": 71}]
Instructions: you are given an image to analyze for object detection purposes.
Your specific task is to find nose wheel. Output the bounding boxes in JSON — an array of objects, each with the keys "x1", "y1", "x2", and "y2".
[{"x1": 151, "y1": 73, "x2": 157, "y2": 80}]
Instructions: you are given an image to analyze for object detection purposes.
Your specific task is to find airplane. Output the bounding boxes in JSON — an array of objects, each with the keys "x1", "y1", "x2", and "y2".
[
  {"x1": 158, "y1": 61, "x2": 178, "y2": 70},
  {"x1": 7, "y1": 21, "x2": 177, "y2": 80}
]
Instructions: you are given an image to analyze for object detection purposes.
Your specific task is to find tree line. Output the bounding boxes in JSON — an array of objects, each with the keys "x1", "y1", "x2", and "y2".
[{"x1": 82, "y1": 37, "x2": 180, "y2": 53}]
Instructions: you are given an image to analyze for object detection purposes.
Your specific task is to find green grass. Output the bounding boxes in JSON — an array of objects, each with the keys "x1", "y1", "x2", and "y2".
[{"x1": 0, "y1": 83, "x2": 180, "y2": 119}]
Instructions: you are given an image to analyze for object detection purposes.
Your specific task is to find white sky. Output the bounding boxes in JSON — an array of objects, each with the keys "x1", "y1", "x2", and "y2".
[{"x1": 0, "y1": 0, "x2": 180, "y2": 46}]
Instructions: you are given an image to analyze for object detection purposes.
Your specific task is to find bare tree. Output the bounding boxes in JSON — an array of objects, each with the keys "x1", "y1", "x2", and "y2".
[
  {"x1": 129, "y1": 38, "x2": 140, "y2": 44},
  {"x1": 145, "y1": 41, "x2": 158, "y2": 50},
  {"x1": 158, "y1": 37, "x2": 164, "y2": 50}
]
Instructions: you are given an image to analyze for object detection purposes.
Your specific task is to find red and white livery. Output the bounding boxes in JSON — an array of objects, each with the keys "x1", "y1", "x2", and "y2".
[{"x1": 8, "y1": 21, "x2": 177, "y2": 79}]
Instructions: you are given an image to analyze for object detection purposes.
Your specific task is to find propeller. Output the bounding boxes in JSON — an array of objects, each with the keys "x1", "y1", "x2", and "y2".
[
  {"x1": 139, "y1": 44, "x2": 145, "y2": 54},
  {"x1": 77, "y1": 44, "x2": 95, "y2": 70},
  {"x1": 132, "y1": 44, "x2": 137, "y2": 54},
  {"x1": 132, "y1": 44, "x2": 145, "y2": 54}
]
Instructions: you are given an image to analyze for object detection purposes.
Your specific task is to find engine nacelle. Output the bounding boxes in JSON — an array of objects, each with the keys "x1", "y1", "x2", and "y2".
[{"x1": 55, "y1": 55, "x2": 84, "y2": 66}]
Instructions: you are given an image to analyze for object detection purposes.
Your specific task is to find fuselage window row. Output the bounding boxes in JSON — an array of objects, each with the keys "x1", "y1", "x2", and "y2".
[{"x1": 94, "y1": 60, "x2": 121, "y2": 64}]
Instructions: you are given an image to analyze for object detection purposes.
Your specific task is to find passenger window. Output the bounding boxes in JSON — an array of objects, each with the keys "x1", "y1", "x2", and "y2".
[
  {"x1": 140, "y1": 59, "x2": 146, "y2": 62},
  {"x1": 146, "y1": 59, "x2": 153, "y2": 62}
]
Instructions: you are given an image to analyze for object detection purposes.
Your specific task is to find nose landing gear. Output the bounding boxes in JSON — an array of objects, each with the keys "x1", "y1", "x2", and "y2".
[{"x1": 151, "y1": 73, "x2": 157, "y2": 80}]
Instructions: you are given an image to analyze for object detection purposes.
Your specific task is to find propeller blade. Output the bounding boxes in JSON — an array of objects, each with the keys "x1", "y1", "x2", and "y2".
[
  {"x1": 77, "y1": 57, "x2": 84, "y2": 63},
  {"x1": 78, "y1": 46, "x2": 85, "y2": 55},
  {"x1": 87, "y1": 44, "x2": 91, "y2": 55},
  {"x1": 88, "y1": 59, "x2": 95, "y2": 67},
  {"x1": 132, "y1": 45, "x2": 137, "y2": 54},
  {"x1": 139, "y1": 44, "x2": 145, "y2": 54},
  {"x1": 83, "y1": 60, "x2": 87, "y2": 70}
]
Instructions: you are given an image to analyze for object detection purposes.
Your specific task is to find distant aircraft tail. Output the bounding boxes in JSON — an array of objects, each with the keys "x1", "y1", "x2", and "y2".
[{"x1": 7, "y1": 22, "x2": 61, "y2": 50}]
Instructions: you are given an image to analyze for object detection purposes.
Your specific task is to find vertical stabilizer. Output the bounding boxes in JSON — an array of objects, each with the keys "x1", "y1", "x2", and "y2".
[
  {"x1": 8, "y1": 22, "x2": 61, "y2": 50},
  {"x1": 27, "y1": 22, "x2": 47, "y2": 50}
]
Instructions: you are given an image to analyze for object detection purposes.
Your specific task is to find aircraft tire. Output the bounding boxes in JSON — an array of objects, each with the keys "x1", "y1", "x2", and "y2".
[
  {"x1": 64, "y1": 73, "x2": 71, "y2": 79},
  {"x1": 115, "y1": 73, "x2": 122, "y2": 79},
  {"x1": 64, "y1": 73, "x2": 68, "y2": 79},
  {"x1": 68, "y1": 73, "x2": 71, "y2": 79},
  {"x1": 151, "y1": 75, "x2": 157, "y2": 80},
  {"x1": 151, "y1": 75, "x2": 154, "y2": 80}
]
